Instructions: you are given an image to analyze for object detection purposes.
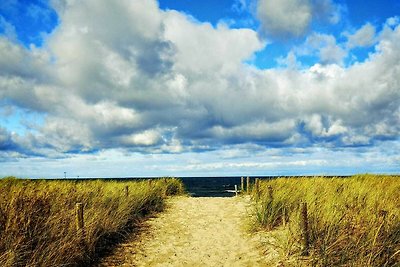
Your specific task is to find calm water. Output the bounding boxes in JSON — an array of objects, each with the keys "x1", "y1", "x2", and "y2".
[{"x1": 179, "y1": 176, "x2": 272, "y2": 197}]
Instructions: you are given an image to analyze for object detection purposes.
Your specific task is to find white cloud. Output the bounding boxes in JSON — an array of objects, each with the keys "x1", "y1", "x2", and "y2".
[
  {"x1": 276, "y1": 51, "x2": 301, "y2": 69},
  {"x1": 160, "y1": 138, "x2": 184, "y2": 153},
  {"x1": 346, "y1": 23, "x2": 377, "y2": 49},
  {"x1": 313, "y1": 0, "x2": 342, "y2": 24},
  {"x1": 163, "y1": 11, "x2": 264, "y2": 75},
  {"x1": 386, "y1": 16, "x2": 399, "y2": 27},
  {"x1": 0, "y1": 16, "x2": 17, "y2": 41},
  {"x1": 36, "y1": 117, "x2": 94, "y2": 152},
  {"x1": 256, "y1": 0, "x2": 340, "y2": 38},
  {"x1": 0, "y1": 127, "x2": 13, "y2": 149},
  {"x1": 120, "y1": 130, "x2": 162, "y2": 147},
  {"x1": 296, "y1": 32, "x2": 346, "y2": 64},
  {"x1": 0, "y1": 37, "x2": 50, "y2": 80},
  {"x1": 257, "y1": 0, "x2": 312, "y2": 38},
  {"x1": 303, "y1": 114, "x2": 347, "y2": 137}
]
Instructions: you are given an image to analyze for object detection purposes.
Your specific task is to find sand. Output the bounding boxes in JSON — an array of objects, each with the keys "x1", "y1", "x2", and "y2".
[{"x1": 99, "y1": 196, "x2": 279, "y2": 267}]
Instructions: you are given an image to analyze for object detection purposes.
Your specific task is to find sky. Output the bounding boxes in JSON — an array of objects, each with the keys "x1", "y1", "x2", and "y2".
[{"x1": 0, "y1": 0, "x2": 399, "y2": 178}]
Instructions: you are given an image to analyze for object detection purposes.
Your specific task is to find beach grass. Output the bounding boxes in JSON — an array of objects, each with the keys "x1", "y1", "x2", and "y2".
[
  {"x1": 250, "y1": 174, "x2": 400, "y2": 266},
  {"x1": 0, "y1": 177, "x2": 184, "y2": 266}
]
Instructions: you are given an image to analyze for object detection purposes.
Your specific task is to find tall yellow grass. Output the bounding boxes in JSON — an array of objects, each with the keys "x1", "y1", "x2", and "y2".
[
  {"x1": 0, "y1": 177, "x2": 184, "y2": 266},
  {"x1": 251, "y1": 175, "x2": 400, "y2": 266}
]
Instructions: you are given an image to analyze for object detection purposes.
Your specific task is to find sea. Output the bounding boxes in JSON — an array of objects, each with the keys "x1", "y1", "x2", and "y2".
[
  {"x1": 119, "y1": 176, "x2": 276, "y2": 197},
  {"x1": 178, "y1": 176, "x2": 268, "y2": 197}
]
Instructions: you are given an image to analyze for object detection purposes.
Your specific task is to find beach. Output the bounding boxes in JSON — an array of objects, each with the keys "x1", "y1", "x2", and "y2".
[{"x1": 99, "y1": 196, "x2": 279, "y2": 266}]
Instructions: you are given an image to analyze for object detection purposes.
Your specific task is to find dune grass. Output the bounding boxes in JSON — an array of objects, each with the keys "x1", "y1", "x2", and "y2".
[
  {"x1": 250, "y1": 174, "x2": 400, "y2": 266},
  {"x1": 0, "y1": 177, "x2": 184, "y2": 267}
]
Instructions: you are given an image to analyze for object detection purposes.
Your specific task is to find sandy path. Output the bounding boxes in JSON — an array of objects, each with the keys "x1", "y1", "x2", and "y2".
[{"x1": 99, "y1": 196, "x2": 277, "y2": 267}]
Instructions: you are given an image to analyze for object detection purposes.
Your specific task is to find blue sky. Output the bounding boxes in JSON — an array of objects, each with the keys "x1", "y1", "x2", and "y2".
[{"x1": 0, "y1": 0, "x2": 399, "y2": 178}]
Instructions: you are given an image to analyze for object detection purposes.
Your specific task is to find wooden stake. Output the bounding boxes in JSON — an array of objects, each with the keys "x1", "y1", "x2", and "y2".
[
  {"x1": 255, "y1": 178, "x2": 260, "y2": 198},
  {"x1": 75, "y1": 203, "x2": 84, "y2": 230},
  {"x1": 282, "y1": 206, "x2": 286, "y2": 227},
  {"x1": 75, "y1": 202, "x2": 87, "y2": 250},
  {"x1": 246, "y1": 176, "x2": 250, "y2": 194},
  {"x1": 301, "y1": 202, "x2": 310, "y2": 256},
  {"x1": 268, "y1": 185, "x2": 273, "y2": 201},
  {"x1": 125, "y1": 185, "x2": 129, "y2": 197},
  {"x1": 235, "y1": 185, "x2": 238, "y2": 197},
  {"x1": 241, "y1": 177, "x2": 244, "y2": 192}
]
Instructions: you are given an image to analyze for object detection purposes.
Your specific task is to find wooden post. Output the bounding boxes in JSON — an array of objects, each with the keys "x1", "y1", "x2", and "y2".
[
  {"x1": 75, "y1": 203, "x2": 84, "y2": 230},
  {"x1": 255, "y1": 178, "x2": 260, "y2": 198},
  {"x1": 235, "y1": 185, "x2": 238, "y2": 197},
  {"x1": 301, "y1": 202, "x2": 310, "y2": 256},
  {"x1": 124, "y1": 185, "x2": 129, "y2": 197},
  {"x1": 241, "y1": 177, "x2": 244, "y2": 192},
  {"x1": 268, "y1": 185, "x2": 273, "y2": 201},
  {"x1": 75, "y1": 202, "x2": 87, "y2": 250},
  {"x1": 246, "y1": 177, "x2": 250, "y2": 194},
  {"x1": 282, "y1": 206, "x2": 286, "y2": 227}
]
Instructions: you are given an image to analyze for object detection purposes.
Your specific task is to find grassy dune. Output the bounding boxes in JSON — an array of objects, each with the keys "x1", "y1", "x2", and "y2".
[
  {"x1": 251, "y1": 175, "x2": 400, "y2": 266},
  {"x1": 0, "y1": 177, "x2": 184, "y2": 267}
]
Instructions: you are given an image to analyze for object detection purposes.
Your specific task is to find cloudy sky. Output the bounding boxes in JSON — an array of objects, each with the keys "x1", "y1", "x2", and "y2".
[{"x1": 0, "y1": 0, "x2": 399, "y2": 178}]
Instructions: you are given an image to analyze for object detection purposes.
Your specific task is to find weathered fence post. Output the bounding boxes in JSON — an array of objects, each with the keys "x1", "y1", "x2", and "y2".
[
  {"x1": 282, "y1": 206, "x2": 286, "y2": 227},
  {"x1": 241, "y1": 177, "x2": 244, "y2": 192},
  {"x1": 246, "y1": 176, "x2": 250, "y2": 194},
  {"x1": 235, "y1": 185, "x2": 238, "y2": 197},
  {"x1": 125, "y1": 185, "x2": 129, "y2": 197},
  {"x1": 255, "y1": 178, "x2": 260, "y2": 199},
  {"x1": 75, "y1": 203, "x2": 84, "y2": 231},
  {"x1": 301, "y1": 201, "x2": 310, "y2": 256},
  {"x1": 75, "y1": 202, "x2": 87, "y2": 251},
  {"x1": 268, "y1": 185, "x2": 273, "y2": 201}
]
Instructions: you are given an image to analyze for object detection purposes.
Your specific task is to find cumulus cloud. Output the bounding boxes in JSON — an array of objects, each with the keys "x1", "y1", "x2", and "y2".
[
  {"x1": 345, "y1": 23, "x2": 377, "y2": 49},
  {"x1": 120, "y1": 130, "x2": 162, "y2": 147},
  {"x1": 0, "y1": 37, "x2": 51, "y2": 81},
  {"x1": 163, "y1": 11, "x2": 264, "y2": 75},
  {"x1": 0, "y1": 0, "x2": 399, "y2": 164},
  {"x1": 276, "y1": 51, "x2": 301, "y2": 69},
  {"x1": 303, "y1": 114, "x2": 347, "y2": 137},
  {"x1": 386, "y1": 16, "x2": 399, "y2": 27},
  {"x1": 256, "y1": 0, "x2": 340, "y2": 39},
  {"x1": 313, "y1": 0, "x2": 342, "y2": 24},
  {"x1": 206, "y1": 120, "x2": 296, "y2": 144},
  {"x1": 0, "y1": 127, "x2": 15, "y2": 150},
  {"x1": 296, "y1": 32, "x2": 346, "y2": 64},
  {"x1": 0, "y1": 16, "x2": 17, "y2": 41},
  {"x1": 257, "y1": 0, "x2": 312, "y2": 38}
]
